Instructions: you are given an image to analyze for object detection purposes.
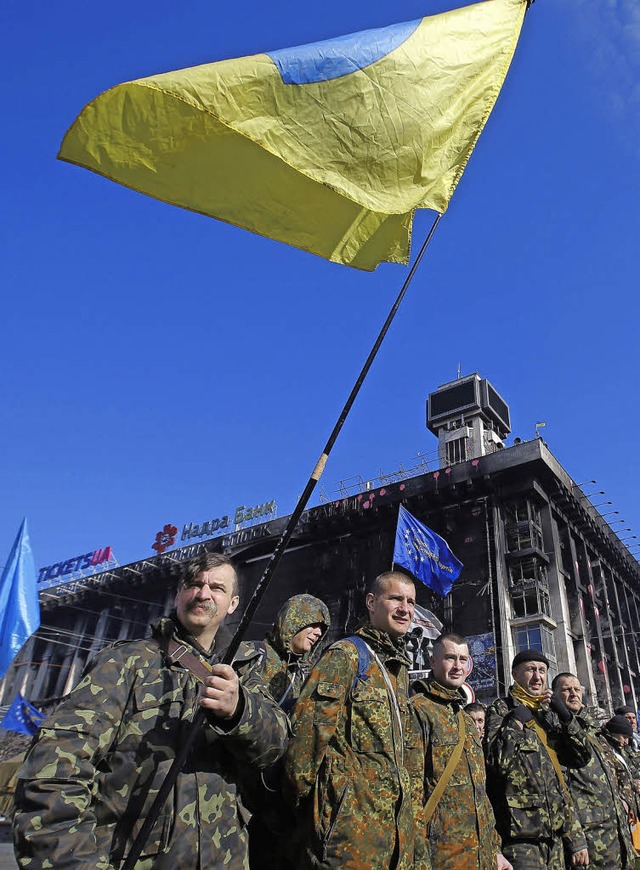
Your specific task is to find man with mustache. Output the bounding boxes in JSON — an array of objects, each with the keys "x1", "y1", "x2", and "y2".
[
  {"x1": 13, "y1": 552, "x2": 288, "y2": 870},
  {"x1": 411, "y1": 632, "x2": 511, "y2": 870},
  {"x1": 283, "y1": 571, "x2": 419, "y2": 868},
  {"x1": 485, "y1": 650, "x2": 590, "y2": 869}
]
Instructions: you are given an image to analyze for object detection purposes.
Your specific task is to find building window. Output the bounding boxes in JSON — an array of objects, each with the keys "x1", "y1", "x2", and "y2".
[
  {"x1": 514, "y1": 623, "x2": 557, "y2": 663},
  {"x1": 504, "y1": 498, "x2": 544, "y2": 552},
  {"x1": 512, "y1": 584, "x2": 551, "y2": 618},
  {"x1": 445, "y1": 437, "x2": 467, "y2": 466},
  {"x1": 509, "y1": 557, "x2": 548, "y2": 587}
]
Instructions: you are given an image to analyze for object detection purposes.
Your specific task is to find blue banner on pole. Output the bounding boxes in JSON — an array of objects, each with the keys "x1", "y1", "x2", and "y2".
[
  {"x1": 393, "y1": 504, "x2": 463, "y2": 597},
  {"x1": 0, "y1": 518, "x2": 40, "y2": 678},
  {"x1": 0, "y1": 693, "x2": 45, "y2": 736}
]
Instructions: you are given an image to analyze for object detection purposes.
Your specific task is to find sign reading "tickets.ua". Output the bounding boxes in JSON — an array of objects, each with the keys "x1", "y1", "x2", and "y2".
[{"x1": 38, "y1": 547, "x2": 113, "y2": 584}]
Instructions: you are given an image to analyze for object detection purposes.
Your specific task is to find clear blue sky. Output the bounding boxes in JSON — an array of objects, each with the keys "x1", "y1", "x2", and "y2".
[{"x1": 2, "y1": 0, "x2": 639, "y2": 574}]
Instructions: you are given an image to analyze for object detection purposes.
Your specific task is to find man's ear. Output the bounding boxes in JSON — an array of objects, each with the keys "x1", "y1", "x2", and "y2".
[
  {"x1": 365, "y1": 592, "x2": 375, "y2": 614},
  {"x1": 227, "y1": 595, "x2": 240, "y2": 617}
]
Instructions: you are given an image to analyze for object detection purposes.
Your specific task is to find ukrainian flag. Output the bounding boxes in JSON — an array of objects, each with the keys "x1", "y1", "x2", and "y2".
[{"x1": 59, "y1": 0, "x2": 527, "y2": 270}]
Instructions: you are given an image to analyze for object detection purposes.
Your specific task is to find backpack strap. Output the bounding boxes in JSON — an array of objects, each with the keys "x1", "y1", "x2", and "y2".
[{"x1": 342, "y1": 636, "x2": 371, "y2": 692}]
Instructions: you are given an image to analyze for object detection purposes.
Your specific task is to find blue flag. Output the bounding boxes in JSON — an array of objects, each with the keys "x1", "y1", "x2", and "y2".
[
  {"x1": 393, "y1": 505, "x2": 463, "y2": 597},
  {"x1": 0, "y1": 518, "x2": 40, "y2": 678},
  {"x1": 0, "y1": 693, "x2": 45, "y2": 736}
]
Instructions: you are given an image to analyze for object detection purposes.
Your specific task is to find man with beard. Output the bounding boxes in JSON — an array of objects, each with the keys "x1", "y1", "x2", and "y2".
[
  {"x1": 552, "y1": 672, "x2": 634, "y2": 868},
  {"x1": 411, "y1": 632, "x2": 511, "y2": 870},
  {"x1": 284, "y1": 571, "x2": 419, "y2": 869},
  {"x1": 13, "y1": 552, "x2": 288, "y2": 870},
  {"x1": 485, "y1": 650, "x2": 590, "y2": 868}
]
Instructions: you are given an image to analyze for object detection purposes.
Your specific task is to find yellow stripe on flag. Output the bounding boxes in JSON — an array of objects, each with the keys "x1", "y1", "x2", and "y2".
[{"x1": 59, "y1": 0, "x2": 527, "y2": 270}]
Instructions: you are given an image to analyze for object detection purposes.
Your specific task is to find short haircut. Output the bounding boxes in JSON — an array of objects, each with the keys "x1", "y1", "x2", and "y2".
[
  {"x1": 551, "y1": 672, "x2": 579, "y2": 691},
  {"x1": 432, "y1": 632, "x2": 468, "y2": 655},
  {"x1": 369, "y1": 571, "x2": 415, "y2": 597},
  {"x1": 465, "y1": 702, "x2": 486, "y2": 714},
  {"x1": 180, "y1": 552, "x2": 239, "y2": 596}
]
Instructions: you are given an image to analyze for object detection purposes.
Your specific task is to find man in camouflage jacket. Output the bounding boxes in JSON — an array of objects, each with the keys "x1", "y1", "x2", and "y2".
[
  {"x1": 411, "y1": 633, "x2": 511, "y2": 870},
  {"x1": 485, "y1": 649, "x2": 590, "y2": 869},
  {"x1": 283, "y1": 571, "x2": 419, "y2": 869},
  {"x1": 552, "y1": 673, "x2": 634, "y2": 869},
  {"x1": 259, "y1": 593, "x2": 331, "y2": 711},
  {"x1": 12, "y1": 553, "x2": 288, "y2": 870}
]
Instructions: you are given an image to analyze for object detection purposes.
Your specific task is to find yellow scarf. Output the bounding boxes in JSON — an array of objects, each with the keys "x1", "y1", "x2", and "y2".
[
  {"x1": 511, "y1": 681, "x2": 547, "y2": 711},
  {"x1": 510, "y1": 682, "x2": 571, "y2": 801}
]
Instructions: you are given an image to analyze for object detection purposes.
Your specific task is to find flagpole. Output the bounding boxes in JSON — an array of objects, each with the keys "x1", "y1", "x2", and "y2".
[{"x1": 122, "y1": 212, "x2": 442, "y2": 869}]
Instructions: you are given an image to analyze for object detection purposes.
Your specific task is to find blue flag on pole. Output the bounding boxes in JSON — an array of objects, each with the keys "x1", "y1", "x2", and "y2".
[
  {"x1": 0, "y1": 518, "x2": 40, "y2": 678},
  {"x1": 0, "y1": 693, "x2": 45, "y2": 736},
  {"x1": 393, "y1": 505, "x2": 463, "y2": 597}
]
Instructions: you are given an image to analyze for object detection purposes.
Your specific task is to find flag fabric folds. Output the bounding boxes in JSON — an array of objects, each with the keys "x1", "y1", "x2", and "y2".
[
  {"x1": 0, "y1": 519, "x2": 40, "y2": 678},
  {"x1": 59, "y1": 0, "x2": 527, "y2": 270},
  {"x1": 0, "y1": 694, "x2": 45, "y2": 736},
  {"x1": 393, "y1": 504, "x2": 463, "y2": 597}
]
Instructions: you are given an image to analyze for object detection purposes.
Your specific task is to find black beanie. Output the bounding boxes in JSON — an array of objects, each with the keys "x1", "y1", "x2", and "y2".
[
  {"x1": 614, "y1": 705, "x2": 635, "y2": 716},
  {"x1": 605, "y1": 715, "x2": 634, "y2": 737},
  {"x1": 512, "y1": 649, "x2": 550, "y2": 669}
]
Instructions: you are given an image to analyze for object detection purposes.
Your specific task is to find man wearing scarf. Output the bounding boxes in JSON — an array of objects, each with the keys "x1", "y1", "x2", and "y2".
[{"x1": 485, "y1": 650, "x2": 590, "y2": 868}]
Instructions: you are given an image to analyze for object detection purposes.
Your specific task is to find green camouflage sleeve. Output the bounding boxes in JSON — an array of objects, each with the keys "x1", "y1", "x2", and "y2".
[
  {"x1": 209, "y1": 650, "x2": 289, "y2": 768},
  {"x1": 282, "y1": 646, "x2": 352, "y2": 808},
  {"x1": 12, "y1": 645, "x2": 140, "y2": 870}
]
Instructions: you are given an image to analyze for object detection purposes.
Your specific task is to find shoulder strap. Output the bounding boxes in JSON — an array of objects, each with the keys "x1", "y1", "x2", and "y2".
[
  {"x1": 343, "y1": 636, "x2": 370, "y2": 691},
  {"x1": 423, "y1": 709, "x2": 466, "y2": 825},
  {"x1": 153, "y1": 636, "x2": 214, "y2": 685}
]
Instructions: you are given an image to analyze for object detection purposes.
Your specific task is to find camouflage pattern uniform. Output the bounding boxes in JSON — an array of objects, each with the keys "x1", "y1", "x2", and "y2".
[
  {"x1": 561, "y1": 707, "x2": 634, "y2": 869},
  {"x1": 283, "y1": 622, "x2": 418, "y2": 869},
  {"x1": 258, "y1": 594, "x2": 330, "y2": 710},
  {"x1": 13, "y1": 616, "x2": 288, "y2": 870},
  {"x1": 598, "y1": 730, "x2": 640, "y2": 857},
  {"x1": 410, "y1": 677, "x2": 501, "y2": 870},
  {"x1": 248, "y1": 594, "x2": 329, "y2": 870},
  {"x1": 485, "y1": 690, "x2": 589, "y2": 869}
]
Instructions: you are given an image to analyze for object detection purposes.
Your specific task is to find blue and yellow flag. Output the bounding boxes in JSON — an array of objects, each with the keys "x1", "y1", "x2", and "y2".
[
  {"x1": 0, "y1": 693, "x2": 46, "y2": 736},
  {"x1": 59, "y1": 0, "x2": 527, "y2": 270},
  {"x1": 0, "y1": 519, "x2": 40, "y2": 679}
]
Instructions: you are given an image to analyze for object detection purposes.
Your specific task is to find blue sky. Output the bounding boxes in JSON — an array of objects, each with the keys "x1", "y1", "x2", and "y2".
[{"x1": 2, "y1": 0, "x2": 639, "y2": 575}]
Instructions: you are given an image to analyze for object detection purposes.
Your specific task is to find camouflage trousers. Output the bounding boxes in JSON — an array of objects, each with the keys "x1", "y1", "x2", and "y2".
[{"x1": 501, "y1": 837, "x2": 564, "y2": 870}]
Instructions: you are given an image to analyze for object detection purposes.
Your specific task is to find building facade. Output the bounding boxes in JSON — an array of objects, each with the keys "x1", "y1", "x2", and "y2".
[{"x1": 2, "y1": 374, "x2": 639, "y2": 715}]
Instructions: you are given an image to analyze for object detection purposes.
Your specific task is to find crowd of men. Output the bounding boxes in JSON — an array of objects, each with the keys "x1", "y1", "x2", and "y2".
[{"x1": 10, "y1": 552, "x2": 640, "y2": 868}]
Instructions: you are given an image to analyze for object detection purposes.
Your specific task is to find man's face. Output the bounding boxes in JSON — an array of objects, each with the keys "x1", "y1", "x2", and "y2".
[
  {"x1": 554, "y1": 675, "x2": 583, "y2": 713},
  {"x1": 624, "y1": 712, "x2": 637, "y2": 732},
  {"x1": 175, "y1": 565, "x2": 239, "y2": 643},
  {"x1": 290, "y1": 623, "x2": 324, "y2": 655},
  {"x1": 469, "y1": 710, "x2": 485, "y2": 737},
  {"x1": 430, "y1": 639, "x2": 469, "y2": 689},
  {"x1": 366, "y1": 577, "x2": 415, "y2": 639},
  {"x1": 610, "y1": 732, "x2": 629, "y2": 748},
  {"x1": 512, "y1": 660, "x2": 548, "y2": 695}
]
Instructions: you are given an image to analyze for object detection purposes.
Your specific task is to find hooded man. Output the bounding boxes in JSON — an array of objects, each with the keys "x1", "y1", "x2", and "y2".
[
  {"x1": 259, "y1": 593, "x2": 331, "y2": 712},
  {"x1": 485, "y1": 649, "x2": 590, "y2": 869}
]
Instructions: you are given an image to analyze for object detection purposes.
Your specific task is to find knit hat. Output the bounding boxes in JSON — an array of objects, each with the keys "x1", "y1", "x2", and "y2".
[
  {"x1": 614, "y1": 705, "x2": 635, "y2": 716},
  {"x1": 605, "y1": 715, "x2": 634, "y2": 737},
  {"x1": 512, "y1": 649, "x2": 550, "y2": 669}
]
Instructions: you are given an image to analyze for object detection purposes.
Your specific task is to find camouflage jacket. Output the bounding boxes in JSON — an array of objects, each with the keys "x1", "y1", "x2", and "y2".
[
  {"x1": 485, "y1": 689, "x2": 589, "y2": 855},
  {"x1": 599, "y1": 731, "x2": 640, "y2": 819},
  {"x1": 258, "y1": 594, "x2": 330, "y2": 710},
  {"x1": 12, "y1": 617, "x2": 288, "y2": 870},
  {"x1": 559, "y1": 709, "x2": 634, "y2": 869},
  {"x1": 411, "y1": 678, "x2": 500, "y2": 870},
  {"x1": 283, "y1": 623, "x2": 418, "y2": 869}
]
